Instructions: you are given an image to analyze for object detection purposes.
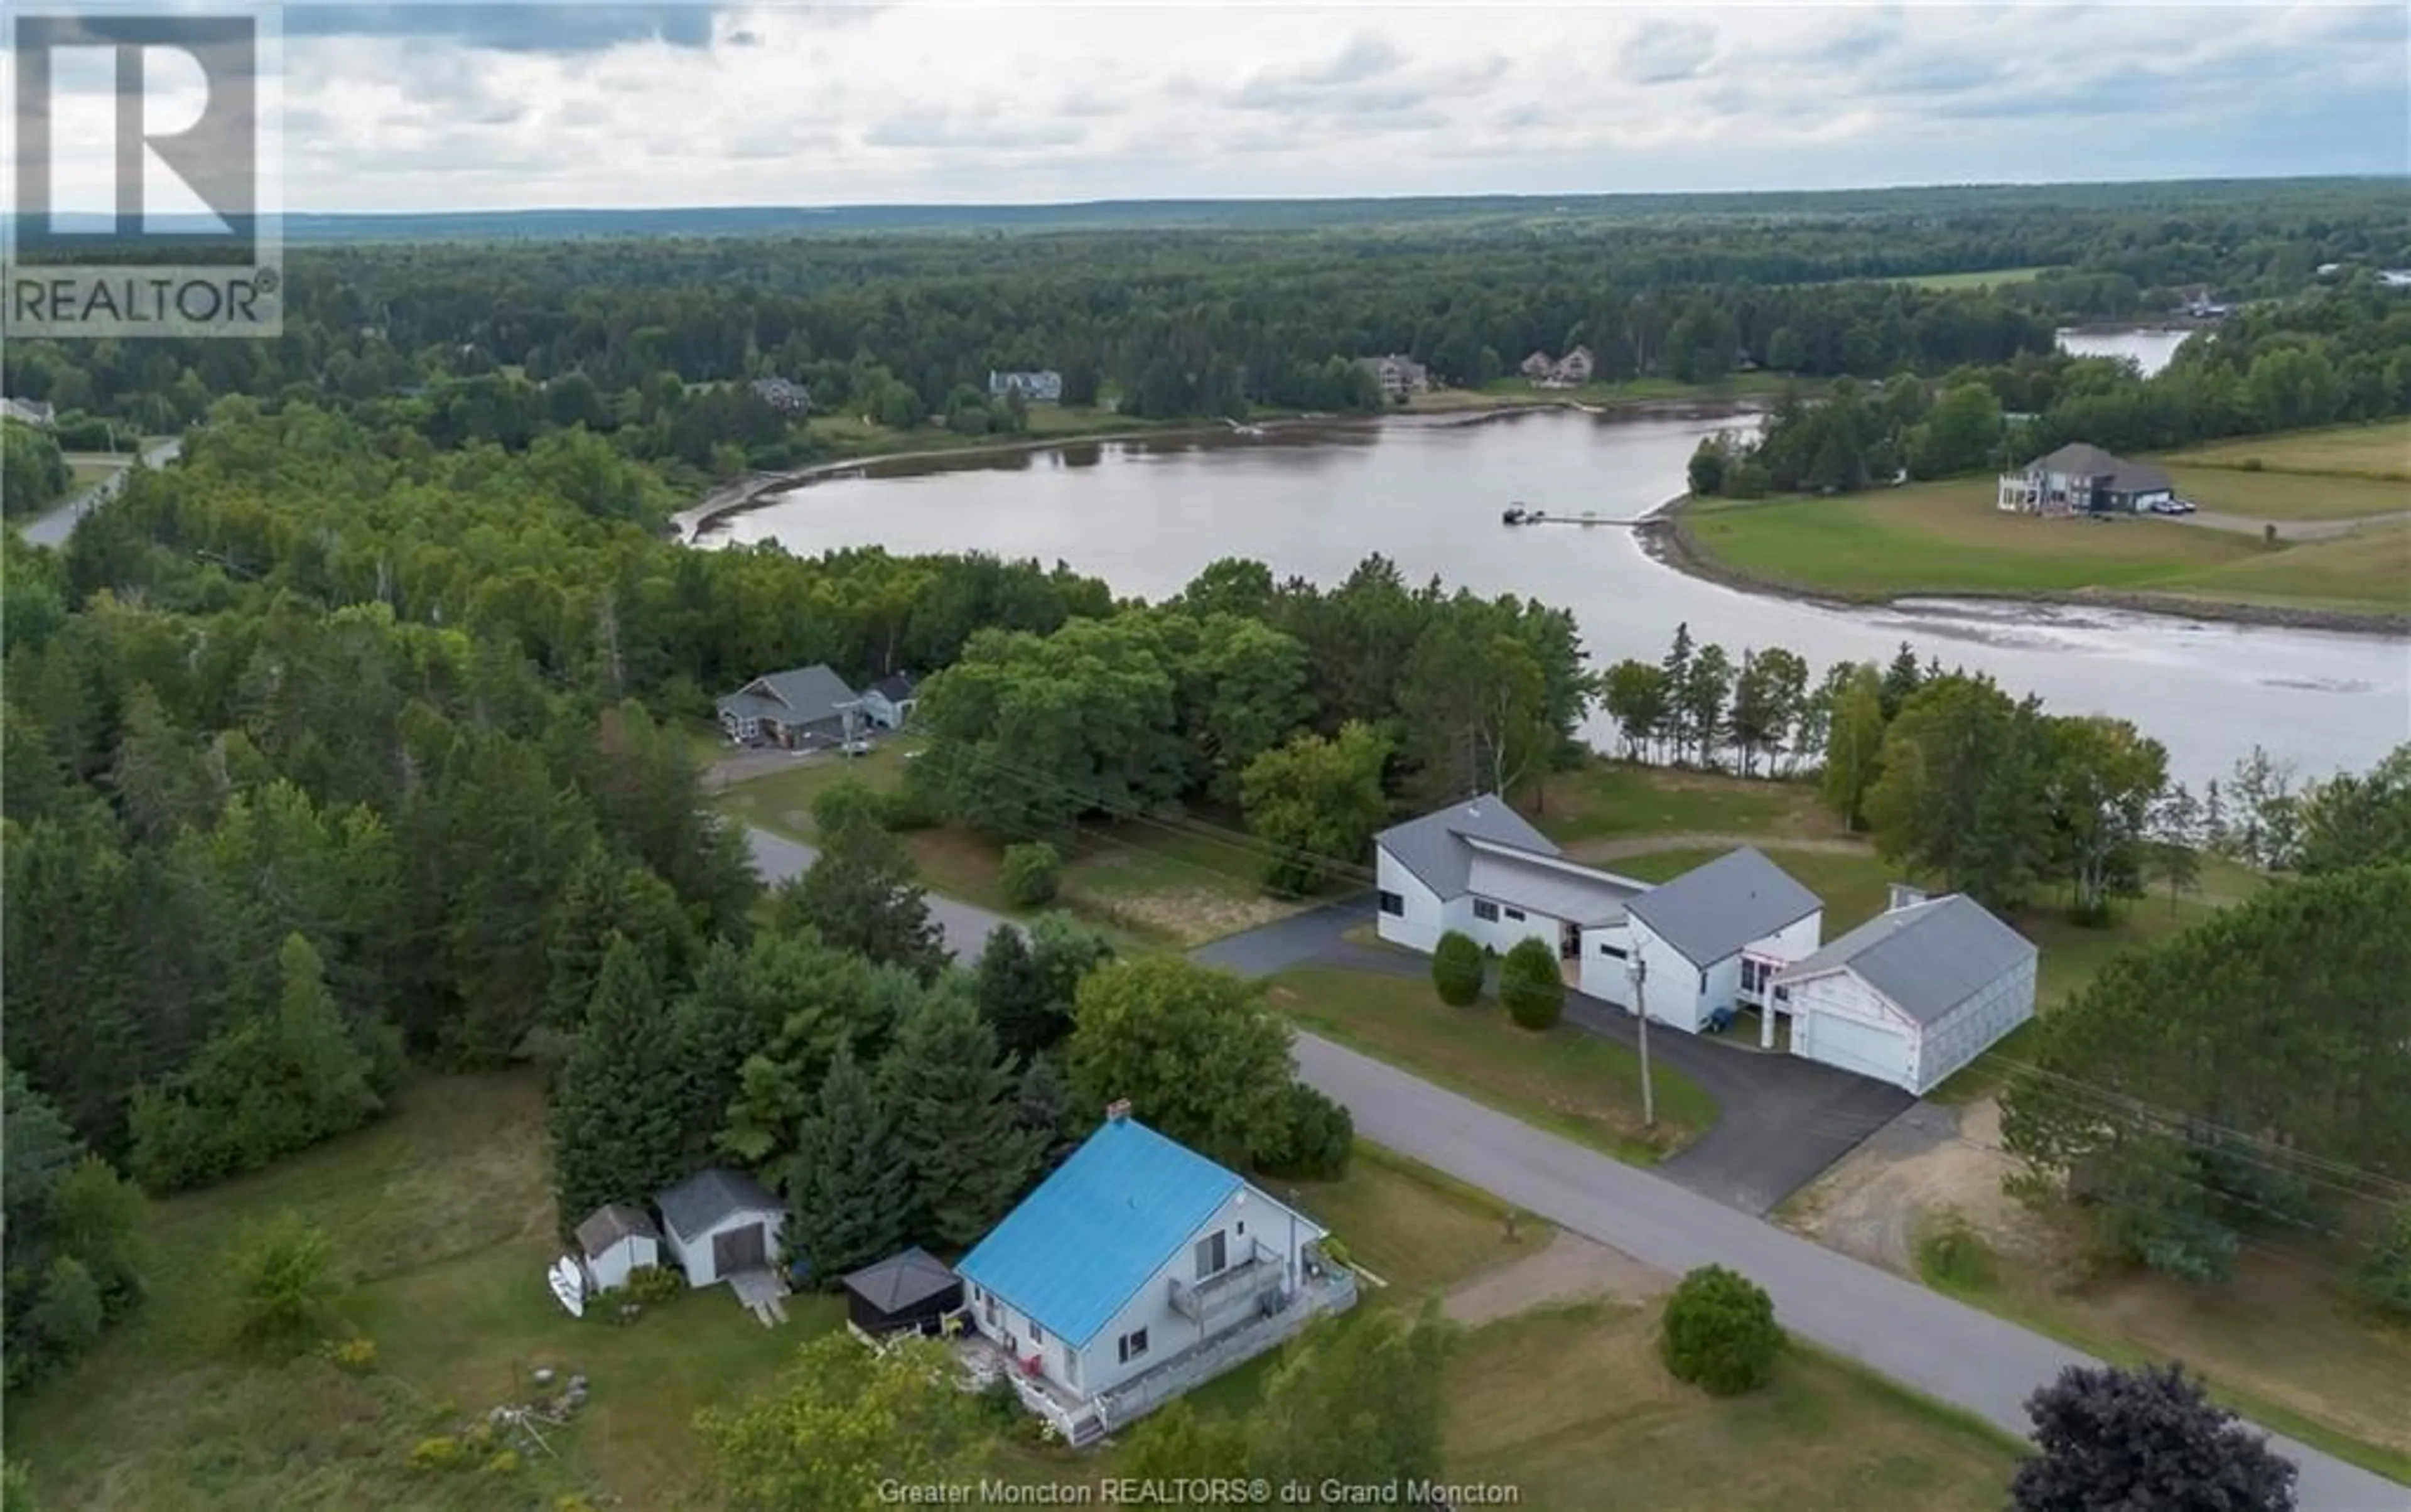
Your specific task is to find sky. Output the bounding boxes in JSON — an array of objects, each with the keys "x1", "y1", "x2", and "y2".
[{"x1": 21, "y1": 1, "x2": 2411, "y2": 213}]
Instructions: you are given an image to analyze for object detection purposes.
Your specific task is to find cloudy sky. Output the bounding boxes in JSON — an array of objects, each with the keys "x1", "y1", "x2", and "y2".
[{"x1": 29, "y1": 1, "x2": 2411, "y2": 213}]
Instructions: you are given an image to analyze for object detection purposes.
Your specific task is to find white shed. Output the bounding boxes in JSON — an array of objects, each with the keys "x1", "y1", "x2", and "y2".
[
  {"x1": 1772, "y1": 892, "x2": 2038, "y2": 1095},
  {"x1": 573, "y1": 1202, "x2": 661, "y2": 1293},
  {"x1": 657, "y1": 1168, "x2": 786, "y2": 1288}
]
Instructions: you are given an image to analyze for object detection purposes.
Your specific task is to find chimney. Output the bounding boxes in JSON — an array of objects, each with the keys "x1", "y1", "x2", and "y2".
[
  {"x1": 1105, "y1": 1098, "x2": 1133, "y2": 1123},
  {"x1": 1886, "y1": 883, "x2": 1929, "y2": 914}
]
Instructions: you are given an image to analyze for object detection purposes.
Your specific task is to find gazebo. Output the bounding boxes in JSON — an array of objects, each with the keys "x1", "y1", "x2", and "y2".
[{"x1": 841, "y1": 1246, "x2": 964, "y2": 1339}]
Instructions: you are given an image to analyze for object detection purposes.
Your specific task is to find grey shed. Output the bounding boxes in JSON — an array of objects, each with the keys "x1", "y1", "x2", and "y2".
[
  {"x1": 1775, "y1": 894, "x2": 2037, "y2": 1025},
  {"x1": 574, "y1": 1202, "x2": 659, "y2": 1256},
  {"x1": 656, "y1": 1167, "x2": 782, "y2": 1241},
  {"x1": 1625, "y1": 847, "x2": 1821, "y2": 965}
]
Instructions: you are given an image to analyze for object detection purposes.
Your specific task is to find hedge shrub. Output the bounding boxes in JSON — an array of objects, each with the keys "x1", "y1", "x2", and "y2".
[
  {"x1": 1000, "y1": 842, "x2": 1063, "y2": 907},
  {"x1": 1253, "y1": 1083, "x2": 1354, "y2": 1180},
  {"x1": 1659, "y1": 1264, "x2": 1784, "y2": 1395},
  {"x1": 1432, "y1": 931, "x2": 1485, "y2": 1006},
  {"x1": 1499, "y1": 937, "x2": 1564, "y2": 1030}
]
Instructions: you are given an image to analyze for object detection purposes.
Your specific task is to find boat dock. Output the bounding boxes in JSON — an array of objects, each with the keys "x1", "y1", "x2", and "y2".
[{"x1": 1501, "y1": 504, "x2": 1644, "y2": 527}]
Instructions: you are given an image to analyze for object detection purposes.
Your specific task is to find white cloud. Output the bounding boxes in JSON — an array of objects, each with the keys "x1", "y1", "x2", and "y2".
[{"x1": 36, "y1": 1, "x2": 2404, "y2": 211}]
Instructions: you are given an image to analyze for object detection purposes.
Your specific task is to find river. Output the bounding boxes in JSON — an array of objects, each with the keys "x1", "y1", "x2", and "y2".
[
  {"x1": 701, "y1": 408, "x2": 2408, "y2": 789},
  {"x1": 2057, "y1": 327, "x2": 2193, "y2": 377}
]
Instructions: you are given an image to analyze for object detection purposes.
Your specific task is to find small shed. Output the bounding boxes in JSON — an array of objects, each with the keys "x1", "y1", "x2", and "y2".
[
  {"x1": 657, "y1": 1168, "x2": 785, "y2": 1288},
  {"x1": 842, "y1": 1246, "x2": 964, "y2": 1337},
  {"x1": 574, "y1": 1202, "x2": 661, "y2": 1293}
]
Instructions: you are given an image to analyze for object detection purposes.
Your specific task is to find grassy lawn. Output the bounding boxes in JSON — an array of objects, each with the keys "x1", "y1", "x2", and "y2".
[
  {"x1": 1288, "y1": 1143, "x2": 1551, "y2": 1304},
  {"x1": 65, "y1": 454, "x2": 129, "y2": 492},
  {"x1": 1609, "y1": 845, "x2": 1896, "y2": 934},
  {"x1": 708, "y1": 741, "x2": 1310, "y2": 946},
  {"x1": 2164, "y1": 419, "x2": 2411, "y2": 482},
  {"x1": 2162, "y1": 517, "x2": 2411, "y2": 614},
  {"x1": 7, "y1": 1074, "x2": 816, "y2": 1511},
  {"x1": 1894, "y1": 266, "x2": 2050, "y2": 291},
  {"x1": 1408, "y1": 372, "x2": 1794, "y2": 413},
  {"x1": 1447, "y1": 1300, "x2": 2021, "y2": 1511},
  {"x1": 1266, "y1": 966, "x2": 1717, "y2": 1164},
  {"x1": 802, "y1": 407, "x2": 1162, "y2": 461},
  {"x1": 2164, "y1": 464, "x2": 2410, "y2": 521},
  {"x1": 1536, "y1": 758, "x2": 1840, "y2": 846}
]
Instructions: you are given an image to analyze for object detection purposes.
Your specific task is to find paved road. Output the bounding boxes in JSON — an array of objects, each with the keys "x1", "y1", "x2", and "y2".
[
  {"x1": 16, "y1": 436, "x2": 183, "y2": 548},
  {"x1": 1295, "y1": 1033, "x2": 2402, "y2": 1512},
  {"x1": 743, "y1": 826, "x2": 1018, "y2": 964},
  {"x1": 2174, "y1": 507, "x2": 2411, "y2": 543},
  {"x1": 1195, "y1": 898, "x2": 1912, "y2": 1216}
]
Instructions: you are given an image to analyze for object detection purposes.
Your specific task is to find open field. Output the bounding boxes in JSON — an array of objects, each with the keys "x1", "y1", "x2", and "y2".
[
  {"x1": 1537, "y1": 759, "x2": 1841, "y2": 845},
  {"x1": 65, "y1": 454, "x2": 129, "y2": 492},
  {"x1": 804, "y1": 405, "x2": 1162, "y2": 460},
  {"x1": 1407, "y1": 372, "x2": 1793, "y2": 414},
  {"x1": 1893, "y1": 266, "x2": 2050, "y2": 290},
  {"x1": 707, "y1": 738, "x2": 1312, "y2": 946},
  {"x1": 2164, "y1": 463, "x2": 2410, "y2": 521},
  {"x1": 2164, "y1": 419, "x2": 2411, "y2": 482},
  {"x1": 1446, "y1": 1301, "x2": 2021, "y2": 1511},
  {"x1": 1677, "y1": 470, "x2": 2410, "y2": 617},
  {"x1": 1266, "y1": 967, "x2": 1718, "y2": 1163}
]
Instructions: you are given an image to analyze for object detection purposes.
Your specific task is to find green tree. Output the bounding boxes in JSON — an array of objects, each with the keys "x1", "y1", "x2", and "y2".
[
  {"x1": 880, "y1": 986, "x2": 1040, "y2": 1248},
  {"x1": 1499, "y1": 936, "x2": 1564, "y2": 1030},
  {"x1": 1431, "y1": 930, "x2": 1485, "y2": 1006},
  {"x1": 547, "y1": 936, "x2": 691, "y2": 1229},
  {"x1": 1120, "y1": 1401, "x2": 1251, "y2": 1481},
  {"x1": 2011, "y1": 1363, "x2": 2297, "y2": 1512},
  {"x1": 2042, "y1": 715, "x2": 2169, "y2": 923},
  {"x1": 998, "y1": 841, "x2": 1062, "y2": 907},
  {"x1": 1600, "y1": 660, "x2": 1673, "y2": 761},
  {"x1": 220, "y1": 1212, "x2": 347, "y2": 1356},
  {"x1": 1394, "y1": 606, "x2": 1549, "y2": 804},
  {"x1": 1676, "y1": 642, "x2": 1735, "y2": 767},
  {"x1": 2146, "y1": 784, "x2": 2205, "y2": 913},
  {"x1": 1864, "y1": 675, "x2": 2051, "y2": 910},
  {"x1": 1252, "y1": 1083, "x2": 1354, "y2": 1180},
  {"x1": 779, "y1": 809, "x2": 949, "y2": 981},
  {"x1": 47, "y1": 1156, "x2": 149, "y2": 1314},
  {"x1": 1818, "y1": 664, "x2": 1887, "y2": 829},
  {"x1": 0, "y1": 419, "x2": 71, "y2": 518},
  {"x1": 1907, "y1": 381, "x2": 2005, "y2": 478},
  {"x1": 2292, "y1": 745, "x2": 2411, "y2": 876},
  {"x1": 1239, "y1": 721, "x2": 1393, "y2": 896},
  {"x1": 1065, "y1": 958, "x2": 1293, "y2": 1167},
  {"x1": 544, "y1": 845, "x2": 695, "y2": 1030},
  {"x1": 696, "y1": 1333, "x2": 985, "y2": 1512},
  {"x1": 1248, "y1": 1302, "x2": 1454, "y2": 1490},
  {"x1": 787, "y1": 1047, "x2": 912, "y2": 1283},
  {"x1": 1659, "y1": 1264, "x2": 1784, "y2": 1395},
  {"x1": 1728, "y1": 647, "x2": 1807, "y2": 777},
  {"x1": 2357, "y1": 1202, "x2": 2411, "y2": 1319},
  {"x1": 23, "y1": 1257, "x2": 104, "y2": 1361}
]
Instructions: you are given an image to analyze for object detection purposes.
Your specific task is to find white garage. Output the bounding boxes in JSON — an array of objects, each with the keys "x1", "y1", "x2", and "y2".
[
  {"x1": 1772, "y1": 892, "x2": 2038, "y2": 1096},
  {"x1": 657, "y1": 1167, "x2": 787, "y2": 1288}
]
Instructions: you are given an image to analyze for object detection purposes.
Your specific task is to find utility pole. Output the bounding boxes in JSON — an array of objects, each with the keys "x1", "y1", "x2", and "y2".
[{"x1": 1631, "y1": 956, "x2": 1656, "y2": 1128}]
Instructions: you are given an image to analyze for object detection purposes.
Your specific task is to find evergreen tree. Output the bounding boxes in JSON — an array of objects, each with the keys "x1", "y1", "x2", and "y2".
[
  {"x1": 1878, "y1": 641, "x2": 1925, "y2": 720},
  {"x1": 973, "y1": 923, "x2": 1050, "y2": 1058},
  {"x1": 778, "y1": 810, "x2": 948, "y2": 981},
  {"x1": 547, "y1": 935, "x2": 690, "y2": 1229},
  {"x1": 1820, "y1": 664, "x2": 1887, "y2": 831},
  {"x1": 880, "y1": 985, "x2": 1040, "y2": 1248},
  {"x1": 667, "y1": 942, "x2": 763, "y2": 1170},
  {"x1": 1015, "y1": 1054, "x2": 1080, "y2": 1170},
  {"x1": 787, "y1": 1046, "x2": 912, "y2": 1284},
  {"x1": 544, "y1": 845, "x2": 696, "y2": 1030}
]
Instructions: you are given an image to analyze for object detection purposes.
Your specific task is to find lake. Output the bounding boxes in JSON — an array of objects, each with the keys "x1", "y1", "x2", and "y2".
[
  {"x1": 703, "y1": 408, "x2": 2408, "y2": 789},
  {"x1": 2058, "y1": 327, "x2": 2194, "y2": 377}
]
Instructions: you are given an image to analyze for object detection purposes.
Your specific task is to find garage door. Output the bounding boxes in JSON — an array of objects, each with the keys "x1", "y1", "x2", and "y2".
[
  {"x1": 713, "y1": 1223, "x2": 767, "y2": 1276},
  {"x1": 1801, "y1": 1011, "x2": 1913, "y2": 1091}
]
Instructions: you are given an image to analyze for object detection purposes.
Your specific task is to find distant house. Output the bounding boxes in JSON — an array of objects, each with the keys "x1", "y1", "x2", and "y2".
[
  {"x1": 955, "y1": 1104, "x2": 1356, "y2": 1445},
  {"x1": 716, "y1": 664, "x2": 863, "y2": 748},
  {"x1": 1997, "y1": 442, "x2": 2174, "y2": 517},
  {"x1": 861, "y1": 672, "x2": 920, "y2": 730},
  {"x1": 1355, "y1": 353, "x2": 1430, "y2": 399},
  {"x1": 1553, "y1": 345, "x2": 1595, "y2": 386},
  {"x1": 749, "y1": 376, "x2": 812, "y2": 416},
  {"x1": 0, "y1": 397, "x2": 56, "y2": 428},
  {"x1": 1617, "y1": 848, "x2": 1825, "y2": 1035},
  {"x1": 1771, "y1": 888, "x2": 2037, "y2": 1094},
  {"x1": 989, "y1": 370, "x2": 1064, "y2": 404},
  {"x1": 657, "y1": 1168, "x2": 785, "y2": 1288},
  {"x1": 573, "y1": 1203, "x2": 661, "y2": 1293},
  {"x1": 2380, "y1": 270, "x2": 2411, "y2": 291}
]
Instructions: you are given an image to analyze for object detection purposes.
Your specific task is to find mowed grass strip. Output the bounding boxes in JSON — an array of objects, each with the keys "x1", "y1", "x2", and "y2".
[
  {"x1": 2158, "y1": 516, "x2": 2411, "y2": 613},
  {"x1": 1445, "y1": 1300, "x2": 2021, "y2": 1512},
  {"x1": 2164, "y1": 419, "x2": 2411, "y2": 482},
  {"x1": 2164, "y1": 464, "x2": 2410, "y2": 522},
  {"x1": 1267, "y1": 966, "x2": 1717, "y2": 1163}
]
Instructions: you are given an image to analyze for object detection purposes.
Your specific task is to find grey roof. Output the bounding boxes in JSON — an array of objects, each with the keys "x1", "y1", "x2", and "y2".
[
  {"x1": 656, "y1": 1167, "x2": 782, "y2": 1241},
  {"x1": 574, "y1": 1202, "x2": 659, "y2": 1256},
  {"x1": 2031, "y1": 443, "x2": 2171, "y2": 496},
  {"x1": 716, "y1": 664, "x2": 859, "y2": 726},
  {"x1": 869, "y1": 672, "x2": 918, "y2": 702},
  {"x1": 1774, "y1": 894, "x2": 2037, "y2": 1026},
  {"x1": 842, "y1": 1246, "x2": 960, "y2": 1313},
  {"x1": 1625, "y1": 848, "x2": 1823, "y2": 966},
  {"x1": 1462, "y1": 837, "x2": 1646, "y2": 926},
  {"x1": 1375, "y1": 794, "x2": 1558, "y2": 897}
]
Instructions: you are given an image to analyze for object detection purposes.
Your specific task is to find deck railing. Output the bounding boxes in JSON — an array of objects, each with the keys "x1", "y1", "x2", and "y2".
[{"x1": 1098, "y1": 1266, "x2": 1359, "y2": 1432}]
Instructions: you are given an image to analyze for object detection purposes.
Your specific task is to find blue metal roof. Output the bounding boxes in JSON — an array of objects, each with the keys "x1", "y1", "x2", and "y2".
[{"x1": 955, "y1": 1117, "x2": 1243, "y2": 1347}]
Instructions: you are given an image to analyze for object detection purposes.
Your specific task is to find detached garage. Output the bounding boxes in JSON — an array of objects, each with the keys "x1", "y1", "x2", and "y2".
[
  {"x1": 657, "y1": 1167, "x2": 786, "y2": 1288},
  {"x1": 1772, "y1": 892, "x2": 2037, "y2": 1096}
]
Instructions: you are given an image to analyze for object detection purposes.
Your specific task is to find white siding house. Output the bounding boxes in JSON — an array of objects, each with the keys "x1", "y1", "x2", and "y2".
[
  {"x1": 860, "y1": 673, "x2": 919, "y2": 730},
  {"x1": 573, "y1": 1204, "x2": 661, "y2": 1293},
  {"x1": 1373, "y1": 796, "x2": 1648, "y2": 966},
  {"x1": 1772, "y1": 892, "x2": 2039, "y2": 1094},
  {"x1": 656, "y1": 1168, "x2": 785, "y2": 1288},
  {"x1": 1620, "y1": 848, "x2": 1824, "y2": 1035},
  {"x1": 956, "y1": 1106, "x2": 1356, "y2": 1442}
]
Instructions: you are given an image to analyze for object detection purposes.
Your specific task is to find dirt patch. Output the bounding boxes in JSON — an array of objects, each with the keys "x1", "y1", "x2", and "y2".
[
  {"x1": 1781, "y1": 1098, "x2": 2051, "y2": 1275},
  {"x1": 703, "y1": 748, "x2": 825, "y2": 791},
  {"x1": 1443, "y1": 1233, "x2": 1671, "y2": 1327},
  {"x1": 1075, "y1": 882, "x2": 1303, "y2": 948}
]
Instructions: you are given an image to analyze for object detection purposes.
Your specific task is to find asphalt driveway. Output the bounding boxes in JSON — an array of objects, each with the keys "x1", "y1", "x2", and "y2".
[{"x1": 1192, "y1": 896, "x2": 1913, "y2": 1216}]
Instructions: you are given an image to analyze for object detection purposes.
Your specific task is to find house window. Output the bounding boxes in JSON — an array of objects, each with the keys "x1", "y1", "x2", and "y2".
[
  {"x1": 1473, "y1": 900, "x2": 1500, "y2": 922},
  {"x1": 1742, "y1": 959, "x2": 1771, "y2": 996},
  {"x1": 983, "y1": 1293, "x2": 998, "y2": 1326},
  {"x1": 1030, "y1": 1322, "x2": 1045, "y2": 1345},
  {"x1": 1378, "y1": 890, "x2": 1405, "y2": 917},
  {"x1": 1194, "y1": 1230, "x2": 1227, "y2": 1280},
  {"x1": 1118, "y1": 1328, "x2": 1150, "y2": 1364},
  {"x1": 1503, "y1": 907, "x2": 1526, "y2": 922},
  {"x1": 1597, "y1": 943, "x2": 1627, "y2": 959}
]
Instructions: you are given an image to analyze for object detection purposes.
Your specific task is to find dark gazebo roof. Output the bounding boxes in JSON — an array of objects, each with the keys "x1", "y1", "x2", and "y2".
[{"x1": 842, "y1": 1246, "x2": 959, "y2": 1313}]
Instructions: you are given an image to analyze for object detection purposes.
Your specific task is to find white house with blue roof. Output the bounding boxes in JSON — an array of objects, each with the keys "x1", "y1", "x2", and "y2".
[{"x1": 954, "y1": 1103, "x2": 1354, "y2": 1442}]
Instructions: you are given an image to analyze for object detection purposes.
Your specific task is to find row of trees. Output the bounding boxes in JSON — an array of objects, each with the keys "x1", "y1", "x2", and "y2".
[
  {"x1": 3, "y1": 419, "x2": 72, "y2": 517},
  {"x1": 1693, "y1": 285, "x2": 2411, "y2": 499}
]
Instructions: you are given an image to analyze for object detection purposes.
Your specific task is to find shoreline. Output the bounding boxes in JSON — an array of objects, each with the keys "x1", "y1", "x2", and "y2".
[
  {"x1": 1640, "y1": 501, "x2": 2411, "y2": 640},
  {"x1": 674, "y1": 392, "x2": 1770, "y2": 542}
]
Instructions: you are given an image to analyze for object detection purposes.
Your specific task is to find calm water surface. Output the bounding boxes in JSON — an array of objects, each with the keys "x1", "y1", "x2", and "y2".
[
  {"x1": 706, "y1": 409, "x2": 2407, "y2": 788},
  {"x1": 2058, "y1": 327, "x2": 2194, "y2": 376}
]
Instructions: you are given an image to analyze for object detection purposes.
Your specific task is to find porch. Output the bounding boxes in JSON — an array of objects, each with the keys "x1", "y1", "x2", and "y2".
[
  {"x1": 1097, "y1": 1263, "x2": 1359, "y2": 1433},
  {"x1": 954, "y1": 1329, "x2": 1105, "y2": 1447}
]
